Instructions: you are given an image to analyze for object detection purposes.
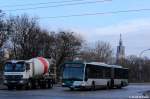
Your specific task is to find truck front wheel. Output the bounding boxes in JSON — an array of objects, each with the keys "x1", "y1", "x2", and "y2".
[
  {"x1": 25, "y1": 82, "x2": 32, "y2": 90},
  {"x1": 16, "y1": 85, "x2": 23, "y2": 90},
  {"x1": 7, "y1": 85, "x2": 14, "y2": 90}
]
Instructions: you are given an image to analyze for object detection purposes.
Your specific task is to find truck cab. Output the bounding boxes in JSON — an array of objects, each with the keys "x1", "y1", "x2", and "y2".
[
  {"x1": 3, "y1": 57, "x2": 54, "y2": 90},
  {"x1": 3, "y1": 60, "x2": 32, "y2": 89}
]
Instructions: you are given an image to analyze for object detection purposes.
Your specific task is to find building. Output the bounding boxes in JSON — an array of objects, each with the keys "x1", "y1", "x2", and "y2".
[{"x1": 116, "y1": 34, "x2": 125, "y2": 64}]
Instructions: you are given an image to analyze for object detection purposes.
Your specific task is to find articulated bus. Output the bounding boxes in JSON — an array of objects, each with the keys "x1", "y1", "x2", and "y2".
[{"x1": 62, "y1": 62, "x2": 128, "y2": 90}]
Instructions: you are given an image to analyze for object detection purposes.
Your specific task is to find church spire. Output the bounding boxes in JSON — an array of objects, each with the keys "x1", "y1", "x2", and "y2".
[
  {"x1": 119, "y1": 33, "x2": 123, "y2": 46},
  {"x1": 116, "y1": 33, "x2": 125, "y2": 64}
]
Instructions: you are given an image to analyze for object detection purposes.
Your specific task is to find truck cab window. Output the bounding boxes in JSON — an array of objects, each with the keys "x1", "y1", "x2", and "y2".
[{"x1": 26, "y1": 63, "x2": 30, "y2": 71}]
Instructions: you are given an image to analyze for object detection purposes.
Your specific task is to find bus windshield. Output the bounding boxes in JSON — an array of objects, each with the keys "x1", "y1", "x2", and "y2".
[
  {"x1": 63, "y1": 63, "x2": 84, "y2": 81},
  {"x1": 4, "y1": 62, "x2": 26, "y2": 72}
]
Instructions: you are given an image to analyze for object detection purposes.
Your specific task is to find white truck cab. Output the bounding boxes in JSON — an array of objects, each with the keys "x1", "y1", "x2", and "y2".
[{"x1": 3, "y1": 57, "x2": 53, "y2": 90}]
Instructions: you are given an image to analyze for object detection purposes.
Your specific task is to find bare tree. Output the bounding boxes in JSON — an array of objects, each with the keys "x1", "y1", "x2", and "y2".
[
  {"x1": 51, "y1": 31, "x2": 83, "y2": 81},
  {"x1": 7, "y1": 14, "x2": 43, "y2": 59},
  {"x1": 0, "y1": 11, "x2": 7, "y2": 49},
  {"x1": 124, "y1": 55, "x2": 150, "y2": 82},
  {"x1": 125, "y1": 55, "x2": 139, "y2": 82},
  {"x1": 0, "y1": 10, "x2": 10, "y2": 71},
  {"x1": 80, "y1": 45, "x2": 96, "y2": 62},
  {"x1": 81, "y1": 41, "x2": 113, "y2": 63},
  {"x1": 94, "y1": 41, "x2": 113, "y2": 63},
  {"x1": 53, "y1": 31, "x2": 83, "y2": 66}
]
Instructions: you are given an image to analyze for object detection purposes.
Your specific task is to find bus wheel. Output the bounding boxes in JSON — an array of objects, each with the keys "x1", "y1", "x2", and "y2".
[
  {"x1": 91, "y1": 81, "x2": 95, "y2": 91},
  {"x1": 70, "y1": 88, "x2": 74, "y2": 91},
  {"x1": 118, "y1": 85, "x2": 122, "y2": 89},
  {"x1": 110, "y1": 79, "x2": 114, "y2": 89},
  {"x1": 121, "y1": 81, "x2": 124, "y2": 87},
  {"x1": 116, "y1": 83, "x2": 122, "y2": 89},
  {"x1": 107, "y1": 82, "x2": 110, "y2": 89}
]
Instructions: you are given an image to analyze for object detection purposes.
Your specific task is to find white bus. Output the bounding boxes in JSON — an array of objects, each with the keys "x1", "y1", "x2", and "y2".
[{"x1": 62, "y1": 62, "x2": 128, "y2": 90}]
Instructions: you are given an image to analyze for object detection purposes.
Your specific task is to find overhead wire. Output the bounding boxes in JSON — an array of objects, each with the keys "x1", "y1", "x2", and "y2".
[
  {"x1": 4, "y1": 0, "x2": 112, "y2": 12},
  {"x1": 2, "y1": 0, "x2": 149, "y2": 20},
  {"x1": 0, "y1": 0, "x2": 87, "y2": 8},
  {"x1": 37, "y1": 8, "x2": 150, "y2": 19}
]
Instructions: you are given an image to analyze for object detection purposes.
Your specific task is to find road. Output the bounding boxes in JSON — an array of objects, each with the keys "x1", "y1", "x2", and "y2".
[{"x1": 0, "y1": 84, "x2": 149, "y2": 99}]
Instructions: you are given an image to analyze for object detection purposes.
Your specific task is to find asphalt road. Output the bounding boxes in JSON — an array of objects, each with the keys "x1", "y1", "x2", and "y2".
[{"x1": 0, "y1": 84, "x2": 149, "y2": 99}]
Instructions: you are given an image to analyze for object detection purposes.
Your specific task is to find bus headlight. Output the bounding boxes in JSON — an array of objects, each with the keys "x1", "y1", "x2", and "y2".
[
  {"x1": 81, "y1": 82, "x2": 86, "y2": 86},
  {"x1": 74, "y1": 81, "x2": 86, "y2": 86}
]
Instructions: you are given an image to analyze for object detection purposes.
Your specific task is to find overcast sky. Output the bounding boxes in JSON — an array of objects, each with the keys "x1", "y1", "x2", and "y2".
[{"x1": 1, "y1": 0, "x2": 150, "y2": 57}]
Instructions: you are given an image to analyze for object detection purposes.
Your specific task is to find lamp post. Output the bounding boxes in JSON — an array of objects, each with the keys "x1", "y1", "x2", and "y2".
[{"x1": 139, "y1": 49, "x2": 150, "y2": 82}]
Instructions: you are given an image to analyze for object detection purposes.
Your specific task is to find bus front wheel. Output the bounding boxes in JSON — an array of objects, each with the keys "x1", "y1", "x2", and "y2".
[{"x1": 70, "y1": 88, "x2": 74, "y2": 91}]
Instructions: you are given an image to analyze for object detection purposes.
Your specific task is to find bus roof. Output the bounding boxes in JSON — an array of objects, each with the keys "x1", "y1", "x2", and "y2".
[
  {"x1": 110, "y1": 65, "x2": 122, "y2": 68},
  {"x1": 86, "y1": 62, "x2": 111, "y2": 67},
  {"x1": 63, "y1": 61, "x2": 84, "y2": 64},
  {"x1": 63, "y1": 61, "x2": 127, "y2": 69},
  {"x1": 86, "y1": 62, "x2": 123, "y2": 68}
]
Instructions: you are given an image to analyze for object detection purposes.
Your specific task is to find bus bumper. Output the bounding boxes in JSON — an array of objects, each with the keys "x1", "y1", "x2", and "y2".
[
  {"x1": 62, "y1": 83, "x2": 86, "y2": 89},
  {"x1": 70, "y1": 85, "x2": 85, "y2": 89}
]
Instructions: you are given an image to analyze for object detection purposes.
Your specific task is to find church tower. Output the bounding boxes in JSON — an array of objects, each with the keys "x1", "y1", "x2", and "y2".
[{"x1": 116, "y1": 34, "x2": 125, "y2": 64}]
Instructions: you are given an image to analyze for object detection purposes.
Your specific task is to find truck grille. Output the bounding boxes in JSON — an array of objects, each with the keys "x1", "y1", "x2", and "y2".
[{"x1": 5, "y1": 75, "x2": 23, "y2": 80}]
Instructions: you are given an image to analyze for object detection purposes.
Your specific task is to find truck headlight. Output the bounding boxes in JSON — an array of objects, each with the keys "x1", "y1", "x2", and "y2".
[
  {"x1": 62, "y1": 83, "x2": 65, "y2": 85},
  {"x1": 4, "y1": 80, "x2": 7, "y2": 84},
  {"x1": 19, "y1": 80, "x2": 24, "y2": 83}
]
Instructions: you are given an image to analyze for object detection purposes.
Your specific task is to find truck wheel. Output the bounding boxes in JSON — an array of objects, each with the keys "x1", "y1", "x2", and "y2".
[
  {"x1": 25, "y1": 82, "x2": 31, "y2": 90},
  {"x1": 30, "y1": 79, "x2": 37, "y2": 89},
  {"x1": 40, "y1": 83, "x2": 46, "y2": 89},
  {"x1": 48, "y1": 83, "x2": 53, "y2": 88},
  {"x1": 48, "y1": 80, "x2": 53, "y2": 88},
  {"x1": 31, "y1": 84, "x2": 36, "y2": 89},
  {"x1": 7, "y1": 86, "x2": 14, "y2": 90},
  {"x1": 16, "y1": 86, "x2": 22, "y2": 90}
]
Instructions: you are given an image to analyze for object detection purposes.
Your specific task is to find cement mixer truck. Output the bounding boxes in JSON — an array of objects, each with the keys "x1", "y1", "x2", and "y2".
[{"x1": 3, "y1": 57, "x2": 54, "y2": 90}]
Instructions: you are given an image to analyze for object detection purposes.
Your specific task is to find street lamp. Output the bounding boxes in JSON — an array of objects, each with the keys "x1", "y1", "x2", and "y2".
[{"x1": 139, "y1": 49, "x2": 150, "y2": 82}]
